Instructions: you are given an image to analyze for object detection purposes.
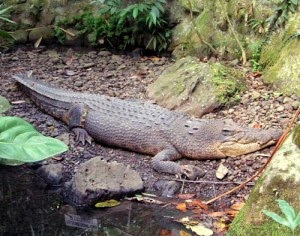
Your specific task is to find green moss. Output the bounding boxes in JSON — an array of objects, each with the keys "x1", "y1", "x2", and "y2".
[
  {"x1": 229, "y1": 175, "x2": 300, "y2": 235},
  {"x1": 292, "y1": 125, "x2": 300, "y2": 148},
  {"x1": 210, "y1": 63, "x2": 246, "y2": 105}
]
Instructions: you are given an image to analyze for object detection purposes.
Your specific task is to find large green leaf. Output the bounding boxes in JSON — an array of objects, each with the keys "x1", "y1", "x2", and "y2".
[
  {"x1": 0, "y1": 116, "x2": 68, "y2": 165},
  {"x1": 0, "y1": 95, "x2": 11, "y2": 113}
]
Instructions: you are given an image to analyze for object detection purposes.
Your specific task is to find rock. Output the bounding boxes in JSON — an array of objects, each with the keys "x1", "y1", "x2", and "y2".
[
  {"x1": 292, "y1": 101, "x2": 300, "y2": 110},
  {"x1": 11, "y1": 30, "x2": 28, "y2": 44},
  {"x1": 260, "y1": 13, "x2": 300, "y2": 96},
  {"x1": 251, "y1": 91, "x2": 261, "y2": 100},
  {"x1": 147, "y1": 56, "x2": 245, "y2": 117},
  {"x1": 64, "y1": 157, "x2": 144, "y2": 206},
  {"x1": 56, "y1": 133, "x2": 70, "y2": 146},
  {"x1": 154, "y1": 180, "x2": 181, "y2": 197},
  {"x1": 229, "y1": 125, "x2": 300, "y2": 235},
  {"x1": 216, "y1": 163, "x2": 228, "y2": 180},
  {"x1": 98, "y1": 51, "x2": 112, "y2": 57},
  {"x1": 276, "y1": 105, "x2": 284, "y2": 112},
  {"x1": 28, "y1": 27, "x2": 55, "y2": 43},
  {"x1": 37, "y1": 163, "x2": 63, "y2": 185}
]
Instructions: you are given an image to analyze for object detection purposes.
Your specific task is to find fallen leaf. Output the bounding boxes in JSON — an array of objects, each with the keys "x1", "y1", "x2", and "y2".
[
  {"x1": 177, "y1": 193, "x2": 196, "y2": 200},
  {"x1": 94, "y1": 199, "x2": 120, "y2": 208},
  {"x1": 230, "y1": 202, "x2": 244, "y2": 211},
  {"x1": 176, "y1": 202, "x2": 187, "y2": 212},
  {"x1": 214, "y1": 218, "x2": 229, "y2": 234},
  {"x1": 208, "y1": 211, "x2": 227, "y2": 217},
  {"x1": 252, "y1": 122, "x2": 261, "y2": 129},
  {"x1": 186, "y1": 199, "x2": 209, "y2": 210},
  {"x1": 11, "y1": 100, "x2": 26, "y2": 105},
  {"x1": 150, "y1": 56, "x2": 161, "y2": 62},
  {"x1": 185, "y1": 224, "x2": 213, "y2": 236},
  {"x1": 180, "y1": 230, "x2": 192, "y2": 236},
  {"x1": 34, "y1": 36, "x2": 43, "y2": 48},
  {"x1": 159, "y1": 229, "x2": 172, "y2": 236}
]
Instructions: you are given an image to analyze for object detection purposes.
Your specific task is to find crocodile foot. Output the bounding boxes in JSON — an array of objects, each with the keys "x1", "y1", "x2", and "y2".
[
  {"x1": 72, "y1": 127, "x2": 92, "y2": 145},
  {"x1": 180, "y1": 165, "x2": 205, "y2": 180}
]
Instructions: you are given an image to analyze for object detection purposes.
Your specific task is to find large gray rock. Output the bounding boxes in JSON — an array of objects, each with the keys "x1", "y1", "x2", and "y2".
[
  {"x1": 64, "y1": 157, "x2": 144, "y2": 207},
  {"x1": 146, "y1": 56, "x2": 245, "y2": 117}
]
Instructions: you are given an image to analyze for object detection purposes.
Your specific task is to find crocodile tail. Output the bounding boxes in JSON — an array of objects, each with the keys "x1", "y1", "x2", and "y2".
[{"x1": 13, "y1": 72, "x2": 73, "y2": 120}]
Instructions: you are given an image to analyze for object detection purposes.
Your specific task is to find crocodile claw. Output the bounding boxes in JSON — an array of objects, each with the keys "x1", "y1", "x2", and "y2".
[
  {"x1": 72, "y1": 127, "x2": 92, "y2": 145},
  {"x1": 180, "y1": 165, "x2": 205, "y2": 180}
]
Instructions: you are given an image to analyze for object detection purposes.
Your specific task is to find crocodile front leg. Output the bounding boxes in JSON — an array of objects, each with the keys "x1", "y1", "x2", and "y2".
[
  {"x1": 151, "y1": 149, "x2": 205, "y2": 180},
  {"x1": 62, "y1": 104, "x2": 92, "y2": 145}
]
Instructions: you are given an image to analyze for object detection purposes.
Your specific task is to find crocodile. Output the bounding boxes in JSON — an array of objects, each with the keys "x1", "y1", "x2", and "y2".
[{"x1": 13, "y1": 72, "x2": 282, "y2": 179}]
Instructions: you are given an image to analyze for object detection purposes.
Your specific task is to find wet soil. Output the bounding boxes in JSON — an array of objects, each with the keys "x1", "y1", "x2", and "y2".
[{"x1": 0, "y1": 45, "x2": 298, "y2": 211}]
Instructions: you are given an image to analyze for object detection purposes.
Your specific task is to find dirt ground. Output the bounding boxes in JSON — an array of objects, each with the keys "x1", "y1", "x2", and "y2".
[{"x1": 0, "y1": 45, "x2": 298, "y2": 210}]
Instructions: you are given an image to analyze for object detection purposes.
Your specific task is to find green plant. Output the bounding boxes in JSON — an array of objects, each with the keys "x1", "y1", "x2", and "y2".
[
  {"x1": 0, "y1": 116, "x2": 68, "y2": 166},
  {"x1": 267, "y1": 0, "x2": 299, "y2": 31},
  {"x1": 55, "y1": 0, "x2": 171, "y2": 51},
  {"x1": 0, "y1": 4, "x2": 15, "y2": 39},
  {"x1": 97, "y1": 0, "x2": 171, "y2": 51},
  {"x1": 262, "y1": 199, "x2": 300, "y2": 236},
  {"x1": 249, "y1": 41, "x2": 263, "y2": 71}
]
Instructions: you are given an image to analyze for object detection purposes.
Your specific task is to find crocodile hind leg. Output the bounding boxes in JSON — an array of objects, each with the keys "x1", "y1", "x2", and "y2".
[
  {"x1": 62, "y1": 104, "x2": 92, "y2": 145},
  {"x1": 151, "y1": 149, "x2": 205, "y2": 180}
]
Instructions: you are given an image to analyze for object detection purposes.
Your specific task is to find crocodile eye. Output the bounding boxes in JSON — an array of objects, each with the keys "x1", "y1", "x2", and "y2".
[{"x1": 222, "y1": 129, "x2": 235, "y2": 136}]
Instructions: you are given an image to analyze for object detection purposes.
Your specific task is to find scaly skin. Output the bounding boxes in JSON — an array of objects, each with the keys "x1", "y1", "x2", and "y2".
[{"x1": 13, "y1": 72, "x2": 282, "y2": 179}]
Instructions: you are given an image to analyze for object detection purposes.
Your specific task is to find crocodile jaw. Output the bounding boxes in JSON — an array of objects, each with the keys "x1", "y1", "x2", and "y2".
[{"x1": 218, "y1": 139, "x2": 277, "y2": 157}]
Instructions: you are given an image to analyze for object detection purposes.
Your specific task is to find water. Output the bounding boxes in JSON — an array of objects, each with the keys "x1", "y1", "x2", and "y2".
[{"x1": 0, "y1": 166, "x2": 192, "y2": 236}]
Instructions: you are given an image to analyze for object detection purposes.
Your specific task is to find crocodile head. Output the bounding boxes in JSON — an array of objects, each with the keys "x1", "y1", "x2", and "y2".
[
  {"x1": 217, "y1": 120, "x2": 282, "y2": 157},
  {"x1": 178, "y1": 119, "x2": 282, "y2": 158}
]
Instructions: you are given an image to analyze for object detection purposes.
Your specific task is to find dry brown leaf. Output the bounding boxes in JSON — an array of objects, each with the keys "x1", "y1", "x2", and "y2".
[
  {"x1": 179, "y1": 230, "x2": 192, "y2": 236},
  {"x1": 159, "y1": 229, "x2": 172, "y2": 236},
  {"x1": 208, "y1": 211, "x2": 227, "y2": 217},
  {"x1": 186, "y1": 199, "x2": 209, "y2": 210},
  {"x1": 230, "y1": 202, "x2": 244, "y2": 211},
  {"x1": 252, "y1": 122, "x2": 261, "y2": 129},
  {"x1": 176, "y1": 202, "x2": 187, "y2": 212},
  {"x1": 177, "y1": 193, "x2": 196, "y2": 200}
]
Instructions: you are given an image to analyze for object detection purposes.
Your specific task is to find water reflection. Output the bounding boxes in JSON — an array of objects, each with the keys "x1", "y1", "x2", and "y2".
[{"x1": 0, "y1": 166, "x2": 192, "y2": 236}]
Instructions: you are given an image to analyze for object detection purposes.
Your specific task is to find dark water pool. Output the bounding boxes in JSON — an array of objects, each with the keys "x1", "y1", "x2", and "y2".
[{"x1": 0, "y1": 166, "x2": 193, "y2": 236}]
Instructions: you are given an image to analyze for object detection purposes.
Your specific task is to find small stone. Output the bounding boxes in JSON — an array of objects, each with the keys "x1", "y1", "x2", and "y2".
[
  {"x1": 154, "y1": 180, "x2": 181, "y2": 197},
  {"x1": 98, "y1": 50, "x2": 112, "y2": 57},
  {"x1": 74, "y1": 80, "x2": 84, "y2": 87},
  {"x1": 56, "y1": 133, "x2": 70, "y2": 146},
  {"x1": 276, "y1": 105, "x2": 285, "y2": 112},
  {"x1": 37, "y1": 163, "x2": 63, "y2": 185},
  {"x1": 291, "y1": 101, "x2": 300, "y2": 110},
  {"x1": 228, "y1": 108, "x2": 235, "y2": 114},
  {"x1": 251, "y1": 91, "x2": 261, "y2": 100},
  {"x1": 216, "y1": 163, "x2": 229, "y2": 179},
  {"x1": 282, "y1": 97, "x2": 293, "y2": 104}
]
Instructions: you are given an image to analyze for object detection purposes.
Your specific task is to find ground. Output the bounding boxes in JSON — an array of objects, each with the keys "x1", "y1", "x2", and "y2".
[{"x1": 0, "y1": 45, "x2": 298, "y2": 211}]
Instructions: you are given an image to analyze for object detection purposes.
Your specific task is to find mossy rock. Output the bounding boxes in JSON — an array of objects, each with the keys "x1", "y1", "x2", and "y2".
[
  {"x1": 28, "y1": 26, "x2": 55, "y2": 43},
  {"x1": 178, "y1": 0, "x2": 204, "y2": 12},
  {"x1": 260, "y1": 13, "x2": 300, "y2": 96},
  {"x1": 146, "y1": 56, "x2": 245, "y2": 117},
  {"x1": 171, "y1": 0, "x2": 272, "y2": 60},
  {"x1": 228, "y1": 125, "x2": 300, "y2": 235}
]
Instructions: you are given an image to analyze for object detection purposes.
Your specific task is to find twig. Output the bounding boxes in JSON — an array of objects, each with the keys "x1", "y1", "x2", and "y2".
[
  {"x1": 163, "y1": 178, "x2": 254, "y2": 186},
  {"x1": 218, "y1": 0, "x2": 247, "y2": 65},
  {"x1": 187, "y1": 0, "x2": 217, "y2": 55},
  {"x1": 205, "y1": 107, "x2": 300, "y2": 204}
]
